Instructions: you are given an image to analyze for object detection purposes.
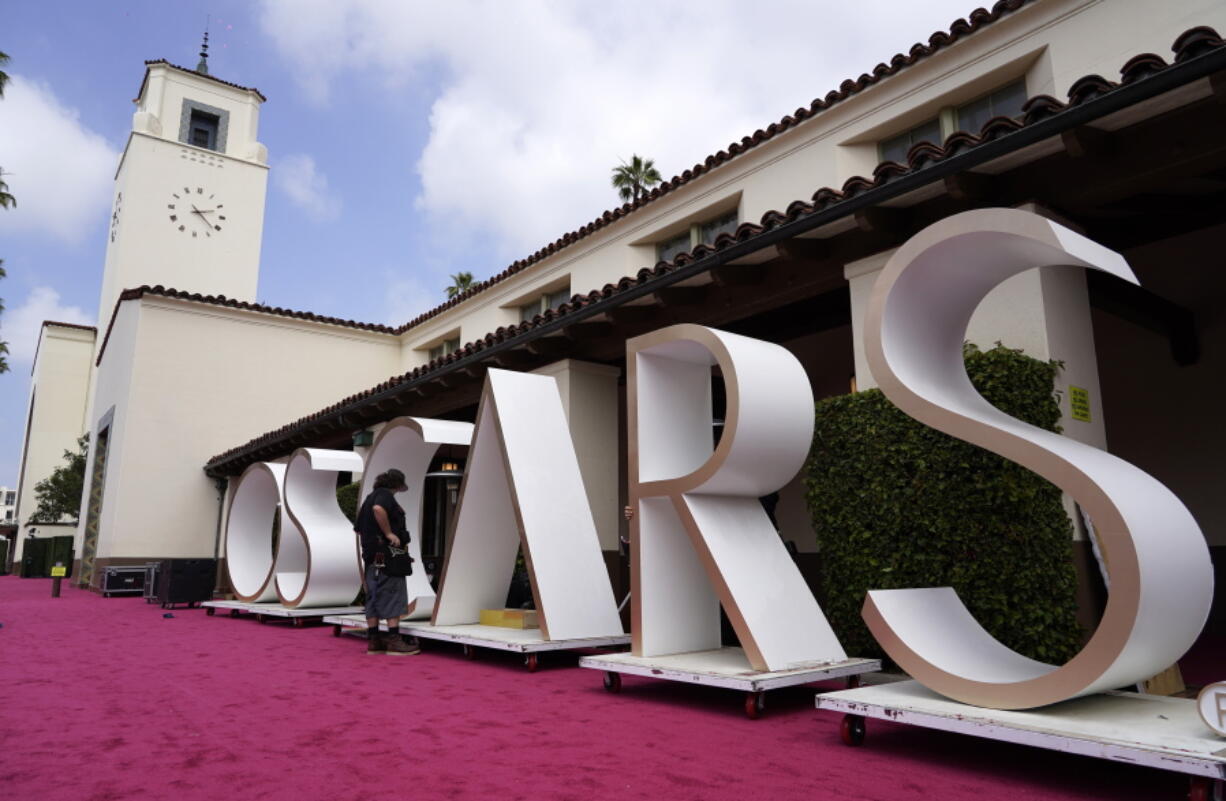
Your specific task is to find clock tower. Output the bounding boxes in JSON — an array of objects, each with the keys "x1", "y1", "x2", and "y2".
[{"x1": 97, "y1": 47, "x2": 269, "y2": 326}]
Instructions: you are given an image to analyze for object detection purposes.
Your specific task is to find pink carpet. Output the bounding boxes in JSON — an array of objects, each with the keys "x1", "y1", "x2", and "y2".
[{"x1": 0, "y1": 576, "x2": 1191, "y2": 801}]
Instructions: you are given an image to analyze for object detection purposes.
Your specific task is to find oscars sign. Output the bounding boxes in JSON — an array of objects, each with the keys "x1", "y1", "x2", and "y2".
[
  {"x1": 358, "y1": 417, "x2": 474, "y2": 620},
  {"x1": 861, "y1": 208, "x2": 1214, "y2": 709},
  {"x1": 221, "y1": 374, "x2": 622, "y2": 635},
  {"x1": 223, "y1": 418, "x2": 475, "y2": 611},
  {"x1": 224, "y1": 448, "x2": 365, "y2": 608},
  {"x1": 627, "y1": 325, "x2": 846, "y2": 671}
]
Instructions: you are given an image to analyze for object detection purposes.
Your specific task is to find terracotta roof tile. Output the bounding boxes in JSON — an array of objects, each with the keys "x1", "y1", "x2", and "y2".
[
  {"x1": 377, "y1": 0, "x2": 1036, "y2": 337},
  {"x1": 139, "y1": 60, "x2": 267, "y2": 102},
  {"x1": 203, "y1": 23, "x2": 1225, "y2": 473},
  {"x1": 95, "y1": 285, "x2": 395, "y2": 367},
  {"x1": 43, "y1": 320, "x2": 98, "y2": 333}
]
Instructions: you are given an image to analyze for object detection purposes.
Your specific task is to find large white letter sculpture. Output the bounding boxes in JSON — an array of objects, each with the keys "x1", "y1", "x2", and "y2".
[
  {"x1": 225, "y1": 461, "x2": 286, "y2": 603},
  {"x1": 276, "y1": 448, "x2": 366, "y2": 607},
  {"x1": 862, "y1": 207, "x2": 1214, "y2": 709},
  {"x1": 359, "y1": 416, "x2": 473, "y2": 620},
  {"x1": 432, "y1": 368, "x2": 623, "y2": 641},
  {"x1": 628, "y1": 324, "x2": 845, "y2": 672}
]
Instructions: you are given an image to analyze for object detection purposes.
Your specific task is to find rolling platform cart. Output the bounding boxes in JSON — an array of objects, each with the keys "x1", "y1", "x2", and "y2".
[
  {"x1": 581, "y1": 648, "x2": 880, "y2": 719},
  {"x1": 203, "y1": 599, "x2": 362, "y2": 626},
  {"x1": 324, "y1": 614, "x2": 630, "y2": 672},
  {"x1": 816, "y1": 680, "x2": 1225, "y2": 800}
]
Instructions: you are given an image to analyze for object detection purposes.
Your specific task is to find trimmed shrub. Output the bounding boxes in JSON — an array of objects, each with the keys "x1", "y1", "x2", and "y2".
[
  {"x1": 803, "y1": 343, "x2": 1082, "y2": 664},
  {"x1": 336, "y1": 482, "x2": 360, "y2": 524}
]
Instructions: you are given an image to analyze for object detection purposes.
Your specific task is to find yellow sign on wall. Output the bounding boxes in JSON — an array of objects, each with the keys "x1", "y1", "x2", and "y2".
[
  {"x1": 50, "y1": 566, "x2": 68, "y2": 577},
  {"x1": 1069, "y1": 386, "x2": 1091, "y2": 423}
]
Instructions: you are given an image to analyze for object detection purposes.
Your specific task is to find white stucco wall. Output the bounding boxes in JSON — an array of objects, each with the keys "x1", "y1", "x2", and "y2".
[
  {"x1": 98, "y1": 64, "x2": 268, "y2": 329},
  {"x1": 86, "y1": 297, "x2": 400, "y2": 561},
  {"x1": 12, "y1": 324, "x2": 95, "y2": 560}
]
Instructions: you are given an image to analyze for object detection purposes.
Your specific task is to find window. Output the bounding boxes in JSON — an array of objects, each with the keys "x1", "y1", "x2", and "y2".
[
  {"x1": 428, "y1": 337, "x2": 461, "y2": 361},
  {"x1": 879, "y1": 118, "x2": 942, "y2": 164},
  {"x1": 4, "y1": 510, "x2": 11, "y2": 521},
  {"x1": 656, "y1": 231, "x2": 691, "y2": 264},
  {"x1": 878, "y1": 78, "x2": 1028, "y2": 163},
  {"x1": 189, "y1": 109, "x2": 220, "y2": 150},
  {"x1": 3, "y1": 491, "x2": 13, "y2": 505},
  {"x1": 699, "y1": 211, "x2": 738, "y2": 245},
  {"x1": 656, "y1": 208, "x2": 740, "y2": 262},
  {"x1": 518, "y1": 285, "x2": 572, "y2": 322},
  {"x1": 956, "y1": 79, "x2": 1027, "y2": 133}
]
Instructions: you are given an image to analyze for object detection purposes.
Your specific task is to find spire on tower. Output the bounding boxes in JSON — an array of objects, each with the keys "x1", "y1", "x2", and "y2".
[{"x1": 196, "y1": 22, "x2": 210, "y2": 75}]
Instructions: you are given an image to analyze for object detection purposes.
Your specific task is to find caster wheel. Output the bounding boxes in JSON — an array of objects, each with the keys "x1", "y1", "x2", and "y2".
[
  {"x1": 257, "y1": 614, "x2": 266, "y2": 624},
  {"x1": 332, "y1": 625, "x2": 341, "y2": 637},
  {"x1": 103, "y1": 592, "x2": 111, "y2": 598},
  {"x1": 524, "y1": 654, "x2": 539, "y2": 672},
  {"x1": 603, "y1": 672, "x2": 622, "y2": 693},
  {"x1": 463, "y1": 645, "x2": 476, "y2": 659},
  {"x1": 206, "y1": 607, "x2": 215, "y2": 616},
  {"x1": 745, "y1": 691, "x2": 765, "y2": 720},
  {"x1": 293, "y1": 618, "x2": 304, "y2": 628},
  {"x1": 230, "y1": 609, "x2": 240, "y2": 617},
  {"x1": 845, "y1": 674, "x2": 862, "y2": 689},
  {"x1": 840, "y1": 714, "x2": 866, "y2": 746}
]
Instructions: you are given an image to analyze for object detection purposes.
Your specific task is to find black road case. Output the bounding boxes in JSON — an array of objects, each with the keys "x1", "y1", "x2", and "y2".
[
  {"x1": 156, "y1": 558, "x2": 217, "y2": 608},
  {"x1": 100, "y1": 566, "x2": 146, "y2": 597}
]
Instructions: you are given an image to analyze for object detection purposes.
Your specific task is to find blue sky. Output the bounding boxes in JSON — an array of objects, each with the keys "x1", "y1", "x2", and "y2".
[{"x1": 0, "y1": 0, "x2": 978, "y2": 487}]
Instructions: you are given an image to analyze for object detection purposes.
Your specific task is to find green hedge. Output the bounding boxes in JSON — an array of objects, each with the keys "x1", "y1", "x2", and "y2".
[
  {"x1": 337, "y1": 482, "x2": 360, "y2": 524},
  {"x1": 803, "y1": 343, "x2": 1082, "y2": 663}
]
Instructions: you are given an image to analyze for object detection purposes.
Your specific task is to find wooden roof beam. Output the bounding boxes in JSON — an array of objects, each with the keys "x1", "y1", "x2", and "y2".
[
  {"x1": 943, "y1": 172, "x2": 996, "y2": 202},
  {"x1": 710, "y1": 264, "x2": 764, "y2": 287},
  {"x1": 1061, "y1": 126, "x2": 1116, "y2": 159},
  {"x1": 563, "y1": 321, "x2": 616, "y2": 341},
  {"x1": 775, "y1": 239, "x2": 829, "y2": 262},
  {"x1": 525, "y1": 337, "x2": 572, "y2": 359},
  {"x1": 652, "y1": 286, "x2": 708, "y2": 307}
]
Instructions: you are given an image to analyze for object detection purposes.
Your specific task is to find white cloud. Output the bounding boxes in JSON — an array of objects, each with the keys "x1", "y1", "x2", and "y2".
[
  {"x1": 0, "y1": 76, "x2": 119, "y2": 243},
  {"x1": 258, "y1": 0, "x2": 978, "y2": 266},
  {"x1": 381, "y1": 273, "x2": 438, "y2": 327},
  {"x1": 275, "y1": 153, "x2": 341, "y2": 222},
  {"x1": 2, "y1": 286, "x2": 94, "y2": 363}
]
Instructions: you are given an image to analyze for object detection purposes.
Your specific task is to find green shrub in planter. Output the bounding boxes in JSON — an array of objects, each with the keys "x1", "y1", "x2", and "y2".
[
  {"x1": 336, "y1": 482, "x2": 360, "y2": 524},
  {"x1": 804, "y1": 343, "x2": 1082, "y2": 664}
]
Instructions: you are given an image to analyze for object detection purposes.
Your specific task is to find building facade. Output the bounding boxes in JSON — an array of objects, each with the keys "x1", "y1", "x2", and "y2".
[{"x1": 11, "y1": 0, "x2": 1225, "y2": 636}]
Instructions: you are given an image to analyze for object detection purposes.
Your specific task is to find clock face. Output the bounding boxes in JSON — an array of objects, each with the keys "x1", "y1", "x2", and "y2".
[
  {"x1": 167, "y1": 186, "x2": 226, "y2": 238},
  {"x1": 110, "y1": 192, "x2": 122, "y2": 242}
]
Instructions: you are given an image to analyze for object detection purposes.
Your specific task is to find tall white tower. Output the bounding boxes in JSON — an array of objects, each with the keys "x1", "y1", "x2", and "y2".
[{"x1": 96, "y1": 43, "x2": 269, "y2": 326}]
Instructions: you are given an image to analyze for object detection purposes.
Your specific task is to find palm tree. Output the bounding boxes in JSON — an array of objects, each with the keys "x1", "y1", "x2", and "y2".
[
  {"x1": 0, "y1": 169, "x2": 14, "y2": 210},
  {"x1": 611, "y1": 155, "x2": 662, "y2": 204},
  {"x1": 445, "y1": 271, "x2": 475, "y2": 299},
  {"x1": 0, "y1": 50, "x2": 9, "y2": 97}
]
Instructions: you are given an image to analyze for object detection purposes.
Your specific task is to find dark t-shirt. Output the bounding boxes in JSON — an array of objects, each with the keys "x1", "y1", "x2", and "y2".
[{"x1": 355, "y1": 488, "x2": 409, "y2": 565}]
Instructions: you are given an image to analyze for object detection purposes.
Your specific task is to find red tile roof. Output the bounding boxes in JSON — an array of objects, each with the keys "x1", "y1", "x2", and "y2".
[
  {"x1": 106, "y1": 0, "x2": 1040, "y2": 371},
  {"x1": 138, "y1": 60, "x2": 268, "y2": 102},
  {"x1": 42, "y1": 321, "x2": 98, "y2": 333},
  {"x1": 94, "y1": 285, "x2": 396, "y2": 367},
  {"x1": 381, "y1": 0, "x2": 1037, "y2": 335},
  {"x1": 203, "y1": 24, "x2": 1226, "y2": 474}
]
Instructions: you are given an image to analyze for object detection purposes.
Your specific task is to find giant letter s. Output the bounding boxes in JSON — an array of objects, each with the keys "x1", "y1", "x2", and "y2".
[{"x1": 862, "y1": 208, "x2": 1213, "y2": 709}]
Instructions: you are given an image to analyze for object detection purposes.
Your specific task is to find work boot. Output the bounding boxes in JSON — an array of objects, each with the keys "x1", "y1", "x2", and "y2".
[
  {"x1": 366, "y1": 630, "x2": 387, "y2": 655},
  {"x1": 384, "y1": 632, "x2": 421, "y2": 656}
]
